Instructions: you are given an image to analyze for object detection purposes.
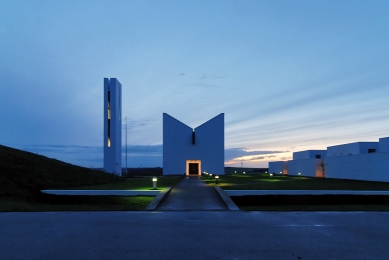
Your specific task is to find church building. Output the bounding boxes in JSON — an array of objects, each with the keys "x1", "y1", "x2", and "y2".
[{"x1": 163, "y1": 113, "x2": 224, "y2": 175}]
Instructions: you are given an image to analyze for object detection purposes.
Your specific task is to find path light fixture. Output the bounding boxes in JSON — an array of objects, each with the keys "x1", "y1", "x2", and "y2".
[
  {"x1": 265, "y1": 171, "x2": 267, "y2": 174},
  {"x1": 215, "y1": 175, "x2": 219, "y2": 184},
  {"x1": 298, "y1": 172, "x2": 301, "y2": 178},
  {"x1": 235, "y1": 171, "x2": 237, "y2": 174},
  {"x1": 152, "y1": 177, "x2": 157, "y2": 190},
  {"x1": 209, "y1": 173, "x2": 213, "y2": 180},
  {"x1": 243, "y1": 171, "x2": 246, "y2": 175},
  {"x1": 280, "y1": 171, "x2": 282, "y2": 175},
  {"x1": 270, "y1": 173, "x2": 273, "y2": 179}
]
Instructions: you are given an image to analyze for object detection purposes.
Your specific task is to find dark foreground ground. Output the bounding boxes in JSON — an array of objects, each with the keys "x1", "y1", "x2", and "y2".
[{"x1": 1, "y1": 211, "x2": 389, "y2": 260}]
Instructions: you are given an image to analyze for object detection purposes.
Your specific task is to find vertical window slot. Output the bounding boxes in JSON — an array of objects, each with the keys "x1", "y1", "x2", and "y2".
[{"x1": 107, "y1": 91, "x2": 111, "y2": 147}]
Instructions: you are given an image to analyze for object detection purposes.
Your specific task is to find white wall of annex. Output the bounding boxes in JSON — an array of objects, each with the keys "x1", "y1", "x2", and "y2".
[
  {"x1": 293, "y1": 150, "x2": 326, "y2": 160},
  {"x1": 325, "y1": 152, "x2": 389, "y2": 182},
  {"x1": 379, "y1": 137, "x2": 389, "y2": 152},
  {"x1": 269, "y1": 161, "x2": 288, "y2": 175},
  {"x1": 327, "y1": 142, "x2": 379, "y2": 157},
  {"x1": 288, "y1": 159, "x2": 324, "y2": 177}
]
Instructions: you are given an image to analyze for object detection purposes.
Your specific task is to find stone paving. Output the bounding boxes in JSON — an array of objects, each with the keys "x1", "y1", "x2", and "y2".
[{"x1": 156, "y1": 176, "x2": 228, "y2": 211}]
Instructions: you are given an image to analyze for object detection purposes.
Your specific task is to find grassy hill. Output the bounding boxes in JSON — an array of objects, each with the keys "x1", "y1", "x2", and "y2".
[{"x1": 0, "y1": 144, "x2": 122, "y2": 200}]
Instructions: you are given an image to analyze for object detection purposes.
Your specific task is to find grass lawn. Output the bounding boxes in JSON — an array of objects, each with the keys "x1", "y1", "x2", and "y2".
[
  {"x1": 232, "y1": 195, "x2": 389, "y2": 211},
  {"x1": 202, "y1": 174, "x2": 389, "y2": 211},
  {"x1": 62, "y1": 176, "x2": 183, "y2": 190},
  {"x1": 0, "y1": 177, "x2": 184, "y2": 212},
  {"x1": 203, "y1": 173, "x2": 389, "y2": 190},
  {"x1": 0, "y1": 196, "x2": 154, "y2": 212}
]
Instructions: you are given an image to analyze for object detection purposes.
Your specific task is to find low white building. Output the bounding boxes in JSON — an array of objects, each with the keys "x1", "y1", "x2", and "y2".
[
  {"x1": 268, "y1": 136, "x2": 389, "y2": 182},
  {"x1": 268, "y1": 161, "x2": 288, "y2": 175},
  {"x1": 163, "y1": 113, "x2": 224, "y2": 176},
  {"x1": 327, "y1": 142, "x2": 379, "y2": 157},
  {"x1": 325, "y1": 139, "x2": 389, "y2": 182},
  {"x1": 288, "y1": 150, "x2": 326, "y2": 177}
]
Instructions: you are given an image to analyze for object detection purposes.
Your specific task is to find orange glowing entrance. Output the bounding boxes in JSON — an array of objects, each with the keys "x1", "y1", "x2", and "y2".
[{"x1": 186, "y1": 160, "x2": 201, "y2": 176}]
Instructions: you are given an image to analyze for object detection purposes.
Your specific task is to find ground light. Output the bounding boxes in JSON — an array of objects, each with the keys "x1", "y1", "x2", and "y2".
[
  {"x1": 270, "y1": 173, "x2": 273, "y2": 179},
  {"x1": 215, "y1": 175, "x2": 219, "y2": 184},
  {"x1": 152, "y1": 177, "x2": 157, "y2": 190}
]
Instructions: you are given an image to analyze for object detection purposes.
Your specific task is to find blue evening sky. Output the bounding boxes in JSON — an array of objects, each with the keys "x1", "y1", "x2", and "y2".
[{"x1": 1, "y1": 0, "x2": 388, "y2": 168}]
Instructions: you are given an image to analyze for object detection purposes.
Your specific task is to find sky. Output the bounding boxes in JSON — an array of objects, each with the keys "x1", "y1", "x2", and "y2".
[{"x1": 1, "y1": 0, "x2": 389, "y2": 168}]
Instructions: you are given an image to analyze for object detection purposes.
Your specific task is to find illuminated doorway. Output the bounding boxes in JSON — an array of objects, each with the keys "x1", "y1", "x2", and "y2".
[{"x1": 186, "y1": 160, "x2": 201, "y2": 176}]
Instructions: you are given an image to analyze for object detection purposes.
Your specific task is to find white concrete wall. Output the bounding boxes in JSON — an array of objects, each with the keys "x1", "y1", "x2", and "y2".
[
  {"x1": 104, "y1": 78, "x2": 122, "y2": 176},
  {"x1": 163, "y1": 113, "x2": 224, "y2": 175},
  {"x1": 379, "y1": 137, "x2": 389, "y2": 152},
  {"x1": 326, "y1": 152, "x2": 389, "y2": 182},
  {"x1": 327, "y1": 142, "x2": 379, "y2": 157},
  {"x1": 293, "y1": 150, "x2": 327, "y2": 160},
  {"x1": 195, "y1": 114, "x2": 224, "y2": 175},
  {"x1": 269, "y1": 161, "x2": 288, "y2": 175},
  {"x1": 288, "y1": 159, "x2": 324, "y2": 177}
]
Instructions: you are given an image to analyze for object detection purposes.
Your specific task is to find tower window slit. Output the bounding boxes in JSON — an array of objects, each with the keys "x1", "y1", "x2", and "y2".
[{"x1": 108, "y1": 91, "x2": 111, "y2": 147}]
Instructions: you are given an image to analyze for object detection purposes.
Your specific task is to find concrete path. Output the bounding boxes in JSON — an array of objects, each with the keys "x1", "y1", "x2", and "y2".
[
  {"x1": 2, "y1": 211, "x2": 389, "y2": 260},
  {"x1": 156, "y1": 176, "x2": 228, "y2": 211}
]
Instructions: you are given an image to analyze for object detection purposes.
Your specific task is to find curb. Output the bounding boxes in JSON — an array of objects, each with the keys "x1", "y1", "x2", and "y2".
[
  {"x1": 214, "y1": 187, "x2": 240, "y2": 211},
  {"x1": 224, "y1": 190, "x2": 389, "y2": 196},
  {"x1": 144, "y1": 186, "x2": 172, "y2": 211},
  {"x1": 41, "y1": 190, "x2": 161, "y2": 196}
]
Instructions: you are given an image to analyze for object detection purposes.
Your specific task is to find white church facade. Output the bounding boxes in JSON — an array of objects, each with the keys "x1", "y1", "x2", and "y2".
[
  {"x1": 103, "y1": 78, "x2": 122, "y2": 176},
  {"x1": 163, "y1": 113, "x2": 224, "y2": 176}
]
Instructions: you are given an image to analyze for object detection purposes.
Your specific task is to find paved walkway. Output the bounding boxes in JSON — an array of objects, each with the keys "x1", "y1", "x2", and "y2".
[{"x1": 156, "y1": 176, "x2": 228, "y2": 211}]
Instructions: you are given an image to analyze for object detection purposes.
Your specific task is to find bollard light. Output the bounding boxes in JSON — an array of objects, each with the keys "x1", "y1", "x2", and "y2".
[
  {"x1": 152, "y1": 177, "x2": 157, "y2": 190},
  {"x1": 209, "y1": 173, "x2": 213, "y2": 179},
  {"x1": 298, "y1": 172, "x2": 301, "y2": 178},
  {"x1": 270, "y1": 173, "x2": 273, "y2": 179},
  {"x1": 243, "y1": 171, "x2": 246, "y2": 175},
  {"x1": 215, "y1": 175, "x2": 219, "y2": 184},
  {"x1": 235, "y1": 171, "x2": 237, "y2": 174},
  {"x1": 280, "y1": 171, "x2": 282, "y2": 175},
  {"x1": 265, "y1": 171, "x2": 267, "y2": 174}
]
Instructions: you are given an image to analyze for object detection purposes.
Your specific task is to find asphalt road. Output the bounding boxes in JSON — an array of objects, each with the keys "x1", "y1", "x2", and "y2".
[
  {"x1": 156, "y1": 176, "x2": 228, "y2": 211},
  {"x1": 1, "y1": 211, "x2": 389, "y2": 260}
]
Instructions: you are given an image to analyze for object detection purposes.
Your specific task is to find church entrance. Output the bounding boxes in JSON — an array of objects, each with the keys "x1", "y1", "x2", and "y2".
[
  {"x1": 186, "y1": 160, "x2": 201, "y2": 176},
  {"x1": 189, "y1": 163, "x2": 199, "y2": 175}
]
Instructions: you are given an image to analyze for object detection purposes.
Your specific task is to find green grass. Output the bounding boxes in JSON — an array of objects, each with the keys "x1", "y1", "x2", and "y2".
[
  {"x1": 232, "y1": 195, "x2": 389, "y2": 211},
  {"x1": 0, "y1": 196, "x2": 154, "y2": 212},
  {"x1": 62, "y1": 177, "x2": 183, "y2": 190},
  {"x1": 0, "y1": 144, "x2": 123, "y2": 201},
  {"x1": 0, "y1": 144, "x2": 158, "y2": 212},
  {"x1": 203, "y1": 173, "x2": 389, "y2": 190}
]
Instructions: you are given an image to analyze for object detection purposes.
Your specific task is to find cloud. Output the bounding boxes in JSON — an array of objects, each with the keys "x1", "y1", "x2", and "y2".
[
  {"x1": 225, "y1": 148, "x2": 288, "y2": 161},
  {"x1": 199, "y1": 73, "x2": 207, "y2": 79},
  {"x1": 179, "y1": 73, "x2": 185, "y2": 76}
]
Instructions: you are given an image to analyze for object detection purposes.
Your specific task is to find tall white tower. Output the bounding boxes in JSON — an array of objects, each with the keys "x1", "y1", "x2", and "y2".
[{"x1": 104, "y1": 78, "x2": 122, "y2": 176}]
